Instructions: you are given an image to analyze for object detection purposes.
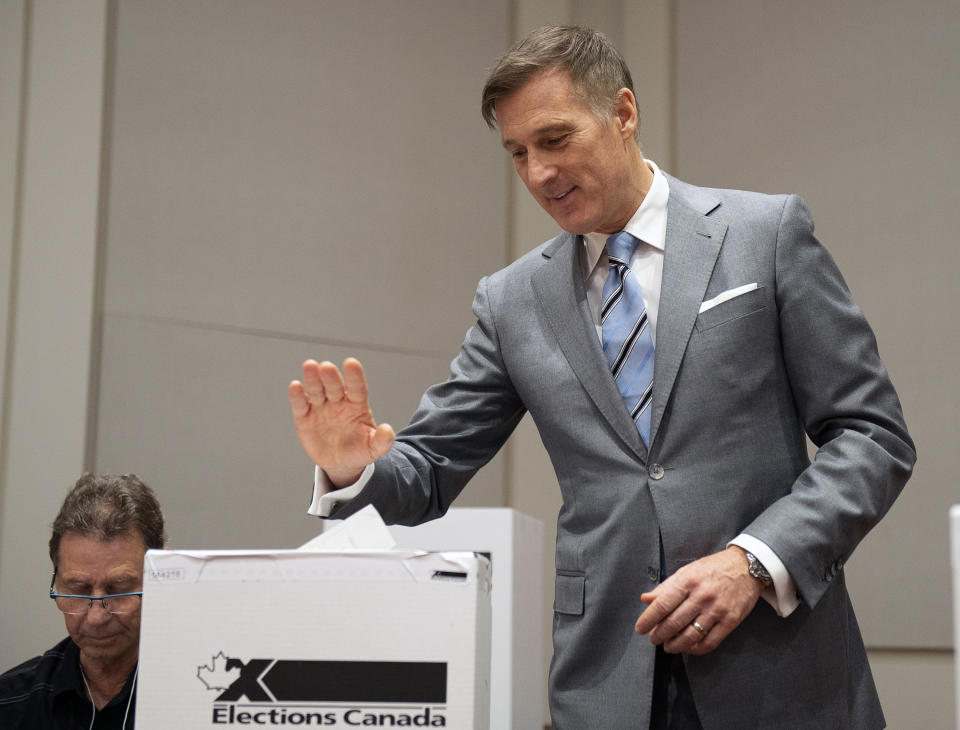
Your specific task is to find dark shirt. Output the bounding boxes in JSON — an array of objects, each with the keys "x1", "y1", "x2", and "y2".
[{"x1": 0, "y1": 637, "x2": 137, "y2": 729}]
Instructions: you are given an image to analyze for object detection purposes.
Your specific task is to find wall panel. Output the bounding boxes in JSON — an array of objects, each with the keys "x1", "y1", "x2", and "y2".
[{"x1": 96, "y1": 0, "x2": 512, "y2": 553}]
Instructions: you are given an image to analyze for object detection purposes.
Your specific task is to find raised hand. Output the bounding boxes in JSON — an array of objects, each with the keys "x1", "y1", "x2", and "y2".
[{"x1": 288, "y1": 358, "x2": 395, "y2": 487}]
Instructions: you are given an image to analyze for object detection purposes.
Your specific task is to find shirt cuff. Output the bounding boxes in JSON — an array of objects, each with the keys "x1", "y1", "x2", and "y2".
[
  {"x1": 728, "y1": 533, "x2": 801, "y2": 617},
  {"x1": 306, "y1": 463, "x2": 374, "y2": 517}
]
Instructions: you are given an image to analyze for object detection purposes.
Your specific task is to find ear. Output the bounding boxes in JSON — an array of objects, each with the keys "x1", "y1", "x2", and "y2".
[{"x1": 612, "y1": 88, "x2": 639, "y2": 140}]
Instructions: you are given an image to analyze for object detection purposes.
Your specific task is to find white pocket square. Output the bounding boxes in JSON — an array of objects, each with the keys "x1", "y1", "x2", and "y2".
[{"x1": 699, "y1": 283, "x2": 759, "y2": 314}]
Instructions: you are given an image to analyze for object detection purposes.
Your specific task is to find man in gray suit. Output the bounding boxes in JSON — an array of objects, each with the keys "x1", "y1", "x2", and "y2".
[{"x1": 288, "y1": 25, "x2": 914, "y2": 729}]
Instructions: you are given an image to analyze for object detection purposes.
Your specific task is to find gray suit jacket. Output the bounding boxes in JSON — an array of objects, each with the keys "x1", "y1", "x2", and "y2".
[{"x1": 329, "y1": 175, "x2": 916, "y2": 729}]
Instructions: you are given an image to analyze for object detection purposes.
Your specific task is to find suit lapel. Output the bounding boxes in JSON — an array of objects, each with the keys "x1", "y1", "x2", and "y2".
[
  {"x1": 530, "y1": 233, "x2": 648, "y2": 461},
  {"x1": 650, "y1": 180, "x2": 728, "y2": 445}
]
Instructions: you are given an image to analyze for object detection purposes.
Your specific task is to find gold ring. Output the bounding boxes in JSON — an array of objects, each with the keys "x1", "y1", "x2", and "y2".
[{"x1": 691, "y1": 620, "x2": 707, "y2": 635}]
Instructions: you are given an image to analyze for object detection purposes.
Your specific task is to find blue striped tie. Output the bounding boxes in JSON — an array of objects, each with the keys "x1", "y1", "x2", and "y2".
[{"x1": 601, "y1": 231, "x2": 655, "y2": 444}]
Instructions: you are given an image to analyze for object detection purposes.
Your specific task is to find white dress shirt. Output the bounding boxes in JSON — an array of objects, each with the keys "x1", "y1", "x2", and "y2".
[{"x1": 308, "y1": 159, "x2": 800, "y2": 617}]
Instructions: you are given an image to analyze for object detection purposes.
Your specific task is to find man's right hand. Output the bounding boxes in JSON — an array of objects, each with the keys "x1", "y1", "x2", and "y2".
[{"x1": 287, "y1": 358, "x2": 395, "y2": 487}]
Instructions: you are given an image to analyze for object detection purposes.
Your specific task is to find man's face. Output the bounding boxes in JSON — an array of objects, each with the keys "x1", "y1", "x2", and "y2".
[
  {"x1": 55, "y1": 530, "x2": 146, "y2": 668},
  {"x1": 497, "y1": 68, "x2": 643, "y2": 235}
]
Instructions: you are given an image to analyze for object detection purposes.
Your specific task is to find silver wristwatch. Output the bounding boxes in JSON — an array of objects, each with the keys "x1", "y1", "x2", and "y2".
[{"x1": 745, "y1": 551, "x2": 772, "y2": 586}]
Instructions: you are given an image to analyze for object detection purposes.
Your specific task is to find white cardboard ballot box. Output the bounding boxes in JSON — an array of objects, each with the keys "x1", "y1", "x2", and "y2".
[
  {"x1": 136, "y1": 549, "x2": 491, "y2": 729},
  {"x1": 376, "y1": 508, "x2": 545, "y2": 730}
]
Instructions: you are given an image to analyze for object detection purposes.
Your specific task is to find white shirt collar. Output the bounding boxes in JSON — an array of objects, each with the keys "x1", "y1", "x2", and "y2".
[{"x1": 582, "y1": 159, "x2": 670, "y2": 273}]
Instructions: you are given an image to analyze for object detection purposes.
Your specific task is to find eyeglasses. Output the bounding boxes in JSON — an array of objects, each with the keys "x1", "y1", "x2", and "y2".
[{"x1": 49, "y1": 573, "x2": 143, "y2": 615}]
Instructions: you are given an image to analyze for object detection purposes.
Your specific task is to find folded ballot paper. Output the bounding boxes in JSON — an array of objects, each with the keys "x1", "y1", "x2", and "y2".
[
  {"x1": 136, "y1": 506, "x2": 492, "y2": 729},
  {"x1": 297, "y1": 504, "x2": 399, "y2": 551}
]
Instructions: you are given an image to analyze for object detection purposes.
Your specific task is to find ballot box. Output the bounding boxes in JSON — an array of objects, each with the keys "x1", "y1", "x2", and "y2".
[
  {"x1": 385, "y1": 508, "x2": 544, "y2": 730},
  {"x1": 135, "y1": 549, "x2": 491, "y2": 729}
]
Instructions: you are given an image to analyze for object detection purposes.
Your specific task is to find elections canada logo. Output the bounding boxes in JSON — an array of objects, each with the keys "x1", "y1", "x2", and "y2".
[{"x1": 197, "y1": 652, "x2": 448, "y2": 726}]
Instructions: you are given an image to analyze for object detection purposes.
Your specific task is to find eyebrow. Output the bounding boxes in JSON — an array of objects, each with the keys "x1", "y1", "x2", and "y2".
[
  {"x1": 501, "y1": 123, "x2": 574, "y2": 149},
  {"x1": 60, "y1": 573, "x2": 140, "y2": 588}
]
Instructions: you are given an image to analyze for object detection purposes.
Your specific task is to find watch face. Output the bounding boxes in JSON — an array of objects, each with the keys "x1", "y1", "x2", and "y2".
[{"x1": 747, "y1": 553, "x2": 771, "y2": 582}]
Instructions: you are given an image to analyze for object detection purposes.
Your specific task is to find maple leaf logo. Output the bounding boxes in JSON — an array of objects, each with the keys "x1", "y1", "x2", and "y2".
[{"x1": 197, "y1": 651, "x2": 240, "y2": 691}]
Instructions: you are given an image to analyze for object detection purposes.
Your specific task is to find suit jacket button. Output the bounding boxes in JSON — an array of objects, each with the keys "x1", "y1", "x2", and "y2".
[
  {"x1": 649, "y1": 463, "x2": 665, "y2": 480},
  {"x1": 647, "y1": 567, "x2": 659, "y2": 582}
]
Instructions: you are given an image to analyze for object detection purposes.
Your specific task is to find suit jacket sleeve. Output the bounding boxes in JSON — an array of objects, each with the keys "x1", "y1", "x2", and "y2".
[
  {"x1": 741, "y1": 194, "x2": 915, "y2": 608},
  {"x1": 324, "y1": 275, "x2": 527, "y2": 525}
]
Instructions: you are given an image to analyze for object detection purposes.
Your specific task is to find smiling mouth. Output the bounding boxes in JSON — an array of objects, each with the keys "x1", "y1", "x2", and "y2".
[{"x1": 550, "y1": 187, "x2": 575, "y2": 201}]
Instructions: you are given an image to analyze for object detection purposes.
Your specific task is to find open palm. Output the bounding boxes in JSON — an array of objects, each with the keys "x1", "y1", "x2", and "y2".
[{"x1": 288, "y1": 358, "x2": 395, "y2": 486}]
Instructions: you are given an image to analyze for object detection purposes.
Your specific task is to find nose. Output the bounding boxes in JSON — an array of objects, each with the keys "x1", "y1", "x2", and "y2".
[{"x1": 525, "y1": 151, "x2": 557, "y2": 188}]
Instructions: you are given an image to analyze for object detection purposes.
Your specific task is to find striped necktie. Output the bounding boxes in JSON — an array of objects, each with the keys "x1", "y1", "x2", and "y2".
[{"x1": 601, "y1": 231, "x2": 655, "y2": 444}]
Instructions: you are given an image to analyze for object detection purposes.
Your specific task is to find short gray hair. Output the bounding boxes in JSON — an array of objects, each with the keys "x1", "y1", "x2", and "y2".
[
  {"x1": 481, "y1": 25, "x2": 640, "y2": 141},
  {"x1": 49, "y1": 473, "x2": 166, "y2": 567}
]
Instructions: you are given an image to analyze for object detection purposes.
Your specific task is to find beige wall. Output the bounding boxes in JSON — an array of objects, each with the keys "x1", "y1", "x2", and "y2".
[
  {"x1": 93, "y1": 0, "x2": 511, "y2": 549},
  {"x1": 0, "y1": 0, "x2": 955, "y2": 726},
  {"x1": 869, "y1": 649, "x2": 955, "y2": 729},
  {"x1": 0, "y1": 1, "x2": 21, "y2": 429},
  {"x1": 0, "y1": 0, "x2": 108, "y2": 663}
]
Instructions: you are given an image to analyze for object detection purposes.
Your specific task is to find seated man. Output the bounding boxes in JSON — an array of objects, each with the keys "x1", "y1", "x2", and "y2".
[{"x1": 0, "y1": 473, "x2": 166, "y2": 729}]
